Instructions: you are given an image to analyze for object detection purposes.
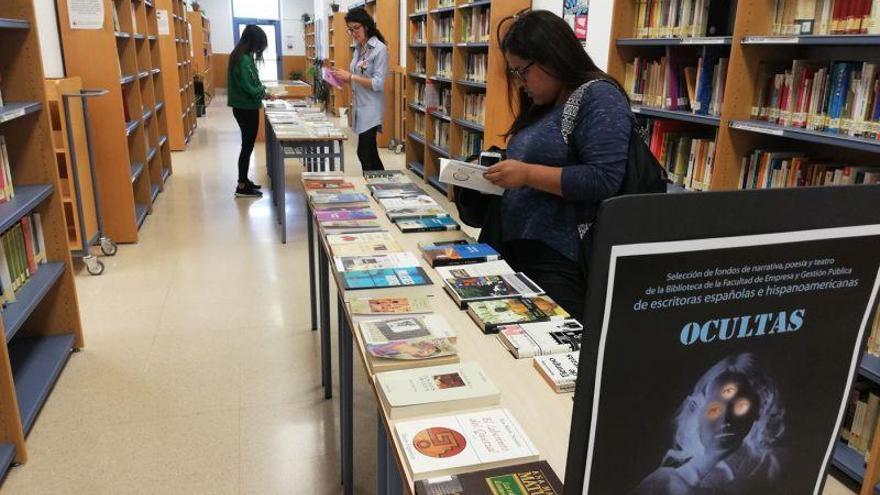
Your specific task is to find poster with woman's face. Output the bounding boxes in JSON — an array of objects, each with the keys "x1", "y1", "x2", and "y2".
[{"x1": 572, "y1": 226, "x2": 880, "y2": 495}]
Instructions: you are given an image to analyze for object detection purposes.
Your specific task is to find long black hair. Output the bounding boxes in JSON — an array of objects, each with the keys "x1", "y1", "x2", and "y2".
[
  {"x1": 498, "y1": 10, "x2": 625, "y2": 137},
  {"x1": 345, "y1": 7, "x2": 386, "y2": 45},
  {"x1": 230, "y1": 25, "x2": 269, "y2": 70}
]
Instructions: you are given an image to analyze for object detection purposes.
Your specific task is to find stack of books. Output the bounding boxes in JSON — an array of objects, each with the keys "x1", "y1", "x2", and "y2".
[
  {"x1": 739, "y1": 150, "x2": 880, "y2": 188},
  {"x1": 752, "y1": 60, "x2": 880, "y2": 139},
  {"x1": 375, "y1": 193, "x2": 460, "y2": 233},
  {"x1": 533, "y1": 352, "x2": 579, "y2": 393},
  {"x1": 414, "y1": 461, "x2": 562, "y2": 495},
  {"x1": 358, "y1": 313, "x2": 458, "y2": 372},
  {"x1": 497, "y1": 320, "x2": 584, "y2": 359}
]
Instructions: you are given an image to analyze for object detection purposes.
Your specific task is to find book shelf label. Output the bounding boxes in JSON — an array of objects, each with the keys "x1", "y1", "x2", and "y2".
[
  {"x1": 67, "y1": 0, "x2": 104, "y2": 30},
  {"x1": 732, "y1": 123, "x2": 784, "y2": 136},
  {"x1": 747, "y1": 36, "x2": 799, "y2": 44},
  {"x1": 0, "y1": 108, "x2": 26, "y2": 124},
  {"x1": 681, "y1": 37, "x2": 726, "y2": 45},
  {"x1": 157, "y1": 10, "x2": 170, "y2": 36}
]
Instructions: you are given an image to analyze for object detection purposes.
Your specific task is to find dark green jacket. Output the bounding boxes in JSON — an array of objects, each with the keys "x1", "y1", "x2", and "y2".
[{"x1": 227, "y1": 54, "x2": 266, "y2": 109}]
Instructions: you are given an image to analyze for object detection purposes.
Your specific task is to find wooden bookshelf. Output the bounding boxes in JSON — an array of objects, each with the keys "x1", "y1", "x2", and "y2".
[
  {"x1": 305, "y1": 21, "x2": 316, "y2": 60},
  {"x1": 156, "y1": 0, "x2": 196, "y2": 151},
  {"x1": 44, "y1": 78, "x2": 99, "y2": 252},
  {"x1": 0, "y1": 0, "x2": 85, "y2": 474},
  {"x1": 405, "y1": 0, "x2": 525, "y2": 197},
  {"x1": 56, "y1": 0, "x2": 175, "y2": 242},
  {"x1": 328, "y1": 12, "x2": 352, "y2": 117},
  {"x1": 608, "y1": 1, "x2": 880, "y2": 491},
  {"x1": 607, "y1": 0, "x2": 880, "y2": 193},
  {"x1": 187, "y1": 11, "x2": 213, "y2": 106}
]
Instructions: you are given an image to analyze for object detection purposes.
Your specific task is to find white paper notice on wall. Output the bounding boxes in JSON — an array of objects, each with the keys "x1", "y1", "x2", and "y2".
[
  {"x1": 68, "y1": 0, "x2": 104, "y2": 30},
  {"x1": 156, "y1": 10, "x2": 170, "y2": 35}
]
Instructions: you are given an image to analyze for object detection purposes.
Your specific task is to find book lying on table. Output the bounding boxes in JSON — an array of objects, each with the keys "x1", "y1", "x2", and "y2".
[
  {"x1": 467, "y1": 296, "x2": 570, "y2": 334},
  {"x1": 421, "y1": 243, "x2": 501, "y2": 267},
  {"x1": 379, "y1": 195, "x2": 439, "y2": 210},
  {"x1": 414, "y1": 461, "x2": 563, "y2": 495},
  {"x1": 395, "y1": 216, "x2": 461, "y2": 233},
  {"x1": 331, "y1": 240, "x2": 403, "y2": 257},
  {"x1": 444, "y1": 273, "x2": 543, "y2": 309},
  {"x1": 376, "y1": 362, "x2": 500, "y2": 419},
  {"x1": 303, "y1": 179, "x2": 354, "y2": 190},
  {"x1": 360, "y1": 315, "x2": 459, "y2": 372},
  {"x1": 386, "y1": 206, "x2": 451, "y2": 220},
  {"x1": 360, "y1": 314, "x2": 456, "y2": 343},
  {"x1": 439, "y1": 158, "x2": 504, "y2": 196},
  {"x1": 326, "y1": 231, "x2": 396, "y2": 246},
  {"x1": 333, "y1": 252, "x2": 421, "y2": 273},
  {"x1": 350, "y1": 295, "x2": 434, "y2": 315},
  {"x1": 396, "y1": 408, "x2": 540, "y2": 480},
  {"x1": 315, "y1": 210, "x2": 377, "y2": 222},
  {"x1": 364, "y1": 169, "x2": 412, "y2": 184},
  {"x1": 434, "y1": 260, "x2": 515, "y2": 281},
  {"x1": 533, "y1": 352, "x2": 578, "y2": 393},
  {"x1": 497, "y1": 320, "x2": 583, "y2": 358},
  {"x1": 338, "y1": 267, "x2": 434, "y2": 301},
  {"x1": 369, "y1": 183, "x2": 424, "y2": 198},
  {"x1": 308, "y1": 191, "x2": 370, "y2": 206},
  {"x1": 318, "y1": 220, "x2": 383, "y2": 233}
]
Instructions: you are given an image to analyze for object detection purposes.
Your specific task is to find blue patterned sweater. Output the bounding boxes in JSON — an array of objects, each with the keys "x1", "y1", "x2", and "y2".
[{"x1": 502, "y1": 80, "x2": 632, "y2": 262}]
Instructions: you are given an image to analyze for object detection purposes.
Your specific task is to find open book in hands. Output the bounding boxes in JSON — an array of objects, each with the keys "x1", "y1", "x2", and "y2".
[{"x1": 439, "y1": 159, "x2": 504, "y2": 196}]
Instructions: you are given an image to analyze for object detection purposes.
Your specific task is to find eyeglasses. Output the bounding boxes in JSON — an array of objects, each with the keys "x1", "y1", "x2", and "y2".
[
  {"x1": 508, "y1": 62, "x2": 534, "y2": 84},
  {"x1": 346, "y1": 25, "x2": 364, "y2": 34}
]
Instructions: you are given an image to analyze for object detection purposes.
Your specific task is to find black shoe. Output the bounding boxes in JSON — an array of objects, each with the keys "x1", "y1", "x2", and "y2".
[
  {"x1": 246, "y1": 179, "x2": 263, "y2": 189},
  {"x1": 235, "y1": 184, "x2": 263, "y2": 198}
]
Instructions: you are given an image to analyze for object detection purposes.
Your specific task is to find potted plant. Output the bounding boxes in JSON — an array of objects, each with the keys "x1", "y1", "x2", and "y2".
[
  {"x1": 330, "y1": 2, "x2": 340, "y2": 13},
  {"x1": 289, "y1": 71, "x2": 303, "y2": 81}
]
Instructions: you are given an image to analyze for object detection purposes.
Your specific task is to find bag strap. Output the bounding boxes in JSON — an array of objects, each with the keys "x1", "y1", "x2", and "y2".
[{"x1": 561, "y1": 79, "x2": 610, "y2": 145}]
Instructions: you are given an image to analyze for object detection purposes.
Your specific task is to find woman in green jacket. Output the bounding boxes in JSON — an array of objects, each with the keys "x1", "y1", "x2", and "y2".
[{"x1": 228, "y1": 25, "x2": 271, "y2": 198}]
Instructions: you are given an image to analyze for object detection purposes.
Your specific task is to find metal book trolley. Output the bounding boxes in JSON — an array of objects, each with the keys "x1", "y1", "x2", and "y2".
[{"x1": 61, "y1": 89, "x2": 118, "y2": 275}]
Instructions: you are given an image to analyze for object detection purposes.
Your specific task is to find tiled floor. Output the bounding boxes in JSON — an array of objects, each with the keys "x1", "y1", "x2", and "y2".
[{"x1": 0, "y1": 97, "x2": 860, "y2": 494}]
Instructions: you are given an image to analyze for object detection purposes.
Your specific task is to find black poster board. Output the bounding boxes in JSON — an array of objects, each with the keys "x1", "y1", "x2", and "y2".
[{"x1": 565, "y1": 185, "x2": 880, "y2": 495}]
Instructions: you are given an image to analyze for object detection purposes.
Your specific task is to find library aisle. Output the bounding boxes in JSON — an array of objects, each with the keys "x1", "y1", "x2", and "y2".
[{"x1": 0, "y1": 97, "x2": 857, "y2": 494}]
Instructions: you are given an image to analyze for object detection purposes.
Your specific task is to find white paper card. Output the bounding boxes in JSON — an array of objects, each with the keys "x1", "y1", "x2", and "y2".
[
  {"x1": 156, "y1": 10, "x2": 170, "y2": 35},
  {"x1": 68, "y1": 0, "x2": 104, "y2": 30},
  {"x1": 439, "y1": 159, "x2": 504, "y2": 196}
]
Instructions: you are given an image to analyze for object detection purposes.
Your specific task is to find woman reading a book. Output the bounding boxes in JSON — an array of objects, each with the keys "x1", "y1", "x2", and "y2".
[
  {"x1": 331, "y1": 7, "x2": 389, "y2": 171},
  {"x1": 481, "y1": 10, "x2": 632, "y2": 319},
  {"x1": 228, "y1": 25, "x2": 276, "y2": 198}
]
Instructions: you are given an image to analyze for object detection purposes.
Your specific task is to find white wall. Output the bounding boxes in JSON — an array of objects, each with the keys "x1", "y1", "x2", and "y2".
[
  {"x1": 282, "y1": 0, "x2": 313, "y2": 55},
  {"x1": 35, "y1": 0, "x2": 65, "y2": 77},
  {"x1": 200, "y1": 0, "x2": 235, "y2": 52}
]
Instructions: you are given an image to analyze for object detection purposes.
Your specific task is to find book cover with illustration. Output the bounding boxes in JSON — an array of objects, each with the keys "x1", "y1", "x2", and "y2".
[
  {"x1": 303, "y1": 179, "x2": 354, "y2": 190},
  {"x1": 414, "y1": 461, "x2": 563, "y2": 495},
  {"x1": 380, "y1": 195, "x2": 439, "y2": 210},
  {"x1": 446, "y1": 273, "x2": 543, "y2": 309},
  {"x1": 498, "y1": 320, "x2": 584, "y2": 358},
  {"x1": 435, "y1": 260, "x2": 515, "y2": 281},
  {"x1": 422, "y1": 243, "x2": 501, "y2": 267},
  {"x1": 315, "y1": 209, "x2": 377, "y2": 222},
  {"x1": 467, "y1": 297, "x2": 550, "y2": 333},
  {"x1": 386, "y1": 206, "x2": 450, "y2": 220},
  {"x1": 569, "y1": 228, "x2": 880, "y2": 494},
  {"x1": 333, "y1": 252, "x2": 421, "y2": 273},
  {"x1": 376, "y1": 362, "x2": 500, "y2": 418},
  {"x1": 350, "y1": 296, "x2": 433, "y2": 315},
  {"x1": 396, "y1": 216, "x2": 461, "y2": 233},
  {"x1": 396, "y1": 409, "x2": 540, "y2": 479},
  {"x1": 339, "y1": 267, "x2": 433, "y2": 294},
  {"x1": 308, "y1": 192, "x2": 369, "y2": 205},
  {"x1": 360, "y1": 314, "x2": 455, "y2": 344}
]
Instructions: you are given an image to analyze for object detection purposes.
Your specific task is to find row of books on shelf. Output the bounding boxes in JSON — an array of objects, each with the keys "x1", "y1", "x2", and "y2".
[
  {"x1": 624, "y1": 54, "x2": 728, "y2": 117},
  {"x1": 0, "y1": 212, "x2": 48, "y2": 305},
  {"x1": 412, "y1": 19, "x2": 427, "y2": 44},
  {"x1": 414, "y1": 81, "x2": 426, "y2": 107},
  {"x1": 739, "y1": 150, "x2": 880, "y2": 189},
  {"x1": 462, "y1": 131, "x2": 484, "y2": 158},
  {"x1": 111, "y1": 2, "x2": 142, "y2": 34},
  {"x1": 415, "y1": 0, "x2": 427, "y2": 11},
  {"x1": 864, "y1": 306, "x2": 880, "y2": 355},
  {"x1": 437, "y1": 51, "x2": 452, "y2": 78},
  {"x1": 772, "y1": 0, "x2": 880, "y2": 35},
  {"x1": 435, "y1": 120, "x2": 450, "y2": 150},
  {"x1": 438, "y1": 86, "x2": 452, "y2": 115},
  {"x1": 435, "y1": 16, "x2": 454, "y2": 43},
  {"x1": 414, "y1": 112, "x2": 426, "y2": 135},
  {"x1": 465, "y1": 53, "x2": 488, "y2": 83},
  {"x1": 643, "y1": 120, "x2": 716, "y2": 190},
  {"x1": 753, "y1": 60, "x2": 880, "y2": 139},
  {"x1": 841, "y1": 380, "x2": 880, "y2": 459},
  {"x1": 461, "y1": 5, "x2": 491, "y2": 42},
  {"x1": 464, "y1": 92, "x2": 486, "y2": 124},
  {"x1": 0, "y1": 137, "x2": 16, "y2": 203},
  {"x1": 413, "y1": 52, "x2": 427, "y2": 74},
  {"x1": 633, "y1": 0, "x2": 734, "y2": 38}
]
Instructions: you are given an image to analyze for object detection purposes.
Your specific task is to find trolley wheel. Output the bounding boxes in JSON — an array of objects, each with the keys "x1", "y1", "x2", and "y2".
[
  {"x1": 100, "y1": 238, "x2": 118, "y2": 256},
  {"x1": 85, "y1": 257, "x2": 105, "y2": 276}
]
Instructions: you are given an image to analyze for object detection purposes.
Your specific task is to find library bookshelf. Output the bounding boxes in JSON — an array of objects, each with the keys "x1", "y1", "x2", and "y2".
[
  {"x1": 305, "y1": 21, "x2": 316, "y2": 61},
  {"x1": 157, "y1": 0, "x2": 197, "y2": 150},
  {"x1": 44, "y1": 78, "x2": 100, "y2": 252},
  {"x1": 349, "y1": 0, "x2": 401, "y2": 148},
  {"x1": 608, "y1": 0, "x2": 880, "y2": 492},
  {"x1": 56, "y1": 0, "x2": 175, "y2": 243},
  {"x1": 404, "y1": 0, "x2": 526, "y2": 197},
  {"x1": 328, "y1": 12, "x2": 353, "y2": 116},
  {"x1": 187, "y1": 10, "x2": 213, "y2": 107},
  {"x1": 0, "y1": 0, "x2": 85, "y2": 476}
]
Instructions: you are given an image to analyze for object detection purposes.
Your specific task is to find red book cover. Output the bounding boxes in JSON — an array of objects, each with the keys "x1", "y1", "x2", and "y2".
[
  {"x1": 846, "y1": 0, "x2": 858, "y2": 33},
  {"x1": 20, "y1": 217, "x2": 36, "y2": 275},
  {"x1": 861, "y1": 0, "x2": 872, "y2": 33},
  {"x1": 832, "y1": 0, "x2": 845, "y2": 33}
]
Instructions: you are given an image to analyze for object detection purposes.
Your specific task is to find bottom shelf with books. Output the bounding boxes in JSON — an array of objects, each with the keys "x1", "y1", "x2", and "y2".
[
  {"x1": 0, "y1": 443, "x2": 13, "y2": 481},
  {"x1": 2, "y1": 262, "x2": 66, "y2": 343},
  {"x1": 9, "y1": 333, "x2": 76, "y2": 434},
  {"x1": 729, "y1": 121, "x2": 880, "y2": 155}
]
